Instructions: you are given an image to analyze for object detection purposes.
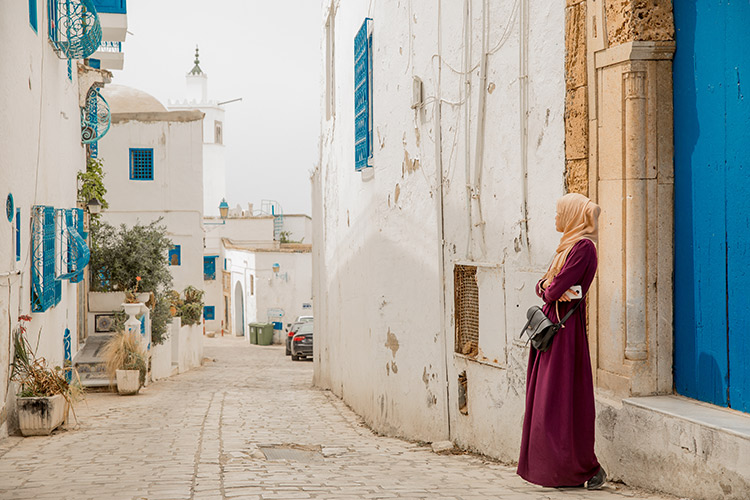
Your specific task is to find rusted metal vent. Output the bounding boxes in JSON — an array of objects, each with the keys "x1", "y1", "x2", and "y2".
[
  {"x1": 454, "y1": 265, "x2": 479, "y2": 357},
  {"x1": 259, "y1": 445, "x2": 323, "y2": 463}
]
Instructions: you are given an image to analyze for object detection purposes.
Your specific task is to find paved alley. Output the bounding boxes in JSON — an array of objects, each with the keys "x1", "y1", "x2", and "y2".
[{"x1": 0, "y1": 337, "x2": 681, "y2": 500}]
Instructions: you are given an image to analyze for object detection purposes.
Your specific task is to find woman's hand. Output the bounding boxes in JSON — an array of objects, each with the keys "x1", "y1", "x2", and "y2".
[{"x1": 558, "y1": 289, "x2": 574, "y2": 302}]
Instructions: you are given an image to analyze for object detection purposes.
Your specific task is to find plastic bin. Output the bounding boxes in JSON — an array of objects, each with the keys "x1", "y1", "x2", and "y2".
[
  {"x1": 257, "y1": 323, "x2": 274, "y2": 346},
  {"x1": 247, "y1": 324, "x2": 259, "y2": 345}
]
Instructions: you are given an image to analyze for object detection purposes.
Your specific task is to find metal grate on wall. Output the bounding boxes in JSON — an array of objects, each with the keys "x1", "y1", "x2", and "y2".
[
  {"x1": 354, "y1": 18, "x2": 373, "y2": 171},
  {"x1": 454, "y1": 265, "x2": 479, "y2": 357},
  {"x1": 129, "y1": 148, "x2": 154, "y2": 180},
  {"x1": 204, "y1": 306, "x2": 215, "y2": 321},
  {"x1": 204, "y1": 256, "x2": 217, "y2": 281}
]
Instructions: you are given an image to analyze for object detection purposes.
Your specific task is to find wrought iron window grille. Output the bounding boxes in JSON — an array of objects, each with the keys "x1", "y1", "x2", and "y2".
[
  {"x1": 354, "y1": 18, "x2": 374, "y2": 171},
  {"x1": 129, "y1": 148, "x2": 154, "y2": 180},
  {"x1": 204, "y1": 256, "x2": 217, "y2": 281},
  {"x1": 48, "y1": 0, "x2": 103, "y2": 60},
  {"x1": 204, "y1": 306, "x2": 215, "y2": 321},
  {"x1": 55, "y1": 208, "x2": 89, "y2": 282},
  {"x1": 81, "y1": 85, "x2": 111, "y2": 145}
]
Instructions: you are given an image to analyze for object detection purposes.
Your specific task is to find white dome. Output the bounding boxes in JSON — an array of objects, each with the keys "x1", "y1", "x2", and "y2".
[{"x1": 101, "y1": 84, "x2": 167, "y2": 113}]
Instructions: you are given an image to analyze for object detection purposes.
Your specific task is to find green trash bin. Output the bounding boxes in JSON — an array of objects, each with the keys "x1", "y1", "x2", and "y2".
[
  {"x1": 248, "y1": 324, "x2": 259, "y2": 345},
  {"x1": 257, "y1": 323, "x2": 274, "y2": 346}
]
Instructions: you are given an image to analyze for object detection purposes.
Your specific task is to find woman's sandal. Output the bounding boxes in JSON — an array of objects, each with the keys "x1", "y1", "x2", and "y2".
[{"x1": 586, "y1": 467, "x2": 607, "y2": 490}]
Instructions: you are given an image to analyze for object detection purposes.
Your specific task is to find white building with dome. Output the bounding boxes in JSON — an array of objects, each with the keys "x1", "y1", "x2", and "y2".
[{"x1": 97, "y1": 84, "x2": 205, "y2": 294}]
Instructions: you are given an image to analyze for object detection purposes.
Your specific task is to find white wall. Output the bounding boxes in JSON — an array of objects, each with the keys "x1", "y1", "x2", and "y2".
[
  {"x1": 223, "y1": 248, "x2": 257, "y2": 336},
  {"x1": 282, "y1": 214, "x2": 312, "y2": 243},
  {"x1": 97, "y1": 112, "x2": 205, "y2": 293},
  {"x1": 204, "y1": 216, "x2": 276, "y2": 250},
  {"x1": 0, "y1": 3, "x2": 94, "y2": 437},
  {"x1": 255, "y1": 251, "x2": 313, "y2": 333},
  {"x1": 314, "y1": 0, "x2": 565, "y2": 456}
]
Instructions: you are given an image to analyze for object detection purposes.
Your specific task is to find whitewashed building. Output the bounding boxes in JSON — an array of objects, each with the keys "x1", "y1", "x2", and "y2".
[
  {"x1": 202, "y1": 213, "x2": 313, "y2": 340},
  {"x1": 97, "y1": 85, "x2": 205, "y2": 293},
  {"x1": 0, "y1": 0, "x2": 119, "y2": 437},
  {"x1": 313, "y1": 2, "x2": 749, "y2": 499},
  {"x1": 169, "y1": 49, "x2": 227, "y2": 218}
]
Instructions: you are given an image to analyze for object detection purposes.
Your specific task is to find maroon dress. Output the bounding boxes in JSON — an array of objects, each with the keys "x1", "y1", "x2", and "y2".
[{"x1": 517, "y1": 238, "x2": 600, "y2": 487}]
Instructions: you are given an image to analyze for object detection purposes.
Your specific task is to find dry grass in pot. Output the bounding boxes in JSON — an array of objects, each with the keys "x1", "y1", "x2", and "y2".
[{"x1": 102, "y1": 331, "x2": 147, "y2": 388}]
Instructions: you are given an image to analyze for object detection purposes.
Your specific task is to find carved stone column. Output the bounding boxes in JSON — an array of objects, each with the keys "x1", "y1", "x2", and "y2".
[{"x1": 623, "y1": 67, "x2": 648, "y2": 361}]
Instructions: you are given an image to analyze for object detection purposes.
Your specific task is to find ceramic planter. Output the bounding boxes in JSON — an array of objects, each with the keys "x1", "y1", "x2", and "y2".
[
  {"x1": 115, "y1": 369, "x2": 141, "y2": 395},
  {"x1": 16, "y1": 394, "x2": 66, "y2": 436}
]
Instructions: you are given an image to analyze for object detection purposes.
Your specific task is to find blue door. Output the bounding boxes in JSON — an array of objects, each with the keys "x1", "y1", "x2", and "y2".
[{"x1": 674, "y1": 1, "x2": 750, "y2": 412}]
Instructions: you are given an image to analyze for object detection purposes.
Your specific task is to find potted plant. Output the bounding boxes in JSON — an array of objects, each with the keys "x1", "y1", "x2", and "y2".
[
  {"x1": 11, "y1": 316, "x2": 80, "y2": 436},
  {"x1": 102, "y1": 331, "x2": 147, "y2": 395}
]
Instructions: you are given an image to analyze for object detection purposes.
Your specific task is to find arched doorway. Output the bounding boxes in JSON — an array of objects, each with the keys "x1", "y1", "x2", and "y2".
[{"x1": 234, "y1": 281, "x2": 245, "y2": 336}]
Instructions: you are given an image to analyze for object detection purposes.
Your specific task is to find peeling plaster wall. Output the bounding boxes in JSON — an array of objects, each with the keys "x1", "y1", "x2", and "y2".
[
  {"x1": 314, "y1": 0, "x2": 566, "y2": 455},
  {"x1": 0, "y1": 3, "x2": 88, "y2": 437}
]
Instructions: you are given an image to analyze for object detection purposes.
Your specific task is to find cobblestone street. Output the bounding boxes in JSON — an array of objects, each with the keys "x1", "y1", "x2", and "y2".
[{"x1": 0, "y1": 337, "x2": 680, "y2": 500}]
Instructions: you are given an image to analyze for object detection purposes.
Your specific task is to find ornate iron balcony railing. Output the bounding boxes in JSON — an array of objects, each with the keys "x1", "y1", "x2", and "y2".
[
  {"x1": 97, "y1": 41, "x2": 122, "y2": 53},
  {"x1": 56, "y1": 208, "x2": 90, "y2": 281},
  {"x1": 48, "y1": 0, "x2": 103, "y2": 60},
  {"x1": 81, "y1": 86, "x2": 111, "y2": 144}
]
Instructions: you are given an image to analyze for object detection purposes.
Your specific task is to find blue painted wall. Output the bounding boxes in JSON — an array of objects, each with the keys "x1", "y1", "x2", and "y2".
[{"x1": 674, "y1": 1, "x2": 750, "y2": 413}]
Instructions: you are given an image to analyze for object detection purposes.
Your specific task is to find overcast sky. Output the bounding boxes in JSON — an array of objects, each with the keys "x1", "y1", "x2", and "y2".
[{"x1": 114, "y1": 0, "x2": 321, "y2": 215}]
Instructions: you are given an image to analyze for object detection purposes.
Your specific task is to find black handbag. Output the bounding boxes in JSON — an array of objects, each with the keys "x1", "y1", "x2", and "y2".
[{"x1": 519, "y1": 294, "x2": 585, "y2": 352}]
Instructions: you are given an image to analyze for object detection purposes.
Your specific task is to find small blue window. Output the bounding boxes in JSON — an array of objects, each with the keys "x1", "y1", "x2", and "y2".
[
  {"x1": 354, "y1": 18, "x2": 374, "y2": 171},
  {"x1": 88, "y1": 58, "x2": 101, "y2": 69},
  {"x1": 204, "y1": 256, "x2": 217, "y2": 280},
  {"x1": 168, "y1": 245, "x2": 181, "y2": 266},
  {"x1": 129, "y1": 148, "x2": 154, "y2": 180},
  {"x1": 204, "y1": 306, "x2": 215, "y2": 320},
  {"x1": 15, "y1": 208, "x2": 21, "y2": 262},
  {"x1": 29, "y1": 0, "x2": 38, "y2": 32}
]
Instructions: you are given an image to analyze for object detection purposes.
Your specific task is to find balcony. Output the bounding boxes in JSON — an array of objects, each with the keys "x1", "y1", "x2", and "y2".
[
  {"x1": 90, "y1": 41, "x2": 124, "y2": 70},
  {"x1": 91, "y1": 0, "x2": 127, "y2": 41},
  {"x1": 81, "y1": 86, "x2": 111, "y2": 145},
  {"x1": 48, "y1": 0, "x2": 103, "y2": 60}
]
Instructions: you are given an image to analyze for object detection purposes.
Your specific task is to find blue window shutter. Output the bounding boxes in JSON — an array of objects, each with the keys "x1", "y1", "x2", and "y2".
[
  {"x1": 169, "y1": 245, "x2": 181, "y2": 266},
  {"x1": 354, "y1": 18, "x2": 374, "y2": 171},
  {"x1": 204, "y1": 256, "x2": 216, "y2": 280},
  {"x1": 29, "y1": 0, "x2": 38, "y2": 32},
  {"x1": 129, "y1": 148, "x2": 154, "y2": 180},
  {"x1": 31, "y1": 206, "x2": 56, "y2": 312},
  {"x1": 204, "y1": 306, "x2": 215, "y2": 321},
  {"x1": 15, "y1": 208, "x2": 21, "y2": 262}
]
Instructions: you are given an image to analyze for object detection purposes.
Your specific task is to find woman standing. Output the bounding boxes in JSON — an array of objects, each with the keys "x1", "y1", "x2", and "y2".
[{"x1": 517, "y1": 193, "x2": 606, "y2": 490}]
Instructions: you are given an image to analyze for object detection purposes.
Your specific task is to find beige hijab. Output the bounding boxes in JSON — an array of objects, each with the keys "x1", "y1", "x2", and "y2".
[{"x1": 542, "y1": 193, "x2": 601, "y2": 283}]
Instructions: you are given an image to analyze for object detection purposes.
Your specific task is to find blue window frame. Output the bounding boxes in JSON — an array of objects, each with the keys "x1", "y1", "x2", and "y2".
[
  {"x1": 168, "y1": 245, "x2": 181, "y2": 266},
  {"x1": 15, "y1": 208, "x2": 21, "y2": 262},
  {"x1": 129, "y1": 148, "x2": 154, "y2": 180},
  {"x1": 354, "y1": 18, "x2": 374, "y2": 171},
  {"x1": 203, "y1": 306, "x2": 215, "y2": 321},
  {"x1": 204, "y1": 256, "x2": 217, "y2": 280},
  {"x1": 91, "y1": 0, "x2": 127, "y2": 14},
  {"x1": 29, "y1": 0, "x2": 38, "y2": 32}
]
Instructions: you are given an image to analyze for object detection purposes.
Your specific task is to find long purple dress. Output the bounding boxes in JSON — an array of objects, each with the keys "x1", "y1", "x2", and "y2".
[{"x1": 517, "y1": 238, "x2": 600, "y2": 487}]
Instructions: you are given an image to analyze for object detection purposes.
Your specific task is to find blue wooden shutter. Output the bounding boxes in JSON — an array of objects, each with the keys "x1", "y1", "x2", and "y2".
[
  {"x1": 204, "y1": 256, "x2": 216, "y2": 280},
  {"x1": 354, "y1": 18, "x2": 373, "y2": 171},
  {"x1": 32, "y1": 205, "x2": 56, "y2": 312},
  {"x1": 29, "y1": 0, "x2": 38, "y2": 32}
]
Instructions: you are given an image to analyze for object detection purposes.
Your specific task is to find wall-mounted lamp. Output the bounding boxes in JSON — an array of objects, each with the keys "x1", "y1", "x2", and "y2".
[
  {"x1": 272, "y1": 263, "x2": 280, "y2": 274},
  {"x1": 206, "y1": 199, "x2": 230, "y2": 226},
  {"x1": 87, "y1": 197, "x2": 101, "y2": 215}
]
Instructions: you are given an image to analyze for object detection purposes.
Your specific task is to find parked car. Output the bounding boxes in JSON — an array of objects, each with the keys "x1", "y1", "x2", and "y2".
[
  {"x1": 296, "y1": 315, "x2": 313, "y2": 322},
  {"x1": 291, "y1": 323, "x2": 313, "y2": 361},
  {"x1": 285, "y1": 322, "x2": 304, "y2": 356}
]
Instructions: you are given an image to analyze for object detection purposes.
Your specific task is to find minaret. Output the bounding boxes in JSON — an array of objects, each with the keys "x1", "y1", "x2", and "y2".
[
  {"x1": 186, "y1": 46, "x2": 208, "y2": 103},
  {"x1": 168, "y1": 47, "x2": 227, "y2": 217}
]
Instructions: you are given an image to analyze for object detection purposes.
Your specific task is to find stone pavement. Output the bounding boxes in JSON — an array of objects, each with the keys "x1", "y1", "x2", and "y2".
[{"x1": 0, "y1": 336, "x2": 684, "y2": 500}]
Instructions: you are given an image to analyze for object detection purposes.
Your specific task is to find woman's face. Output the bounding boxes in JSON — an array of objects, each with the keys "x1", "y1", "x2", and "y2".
[{"x1": 555, "y1": 209, "x2": 563, "y2": 232}]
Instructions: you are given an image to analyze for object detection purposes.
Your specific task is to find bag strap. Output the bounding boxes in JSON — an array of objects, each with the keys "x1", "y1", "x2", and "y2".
[{"x1": 555, "y1": 289, "x2": 587, "y2": 328}]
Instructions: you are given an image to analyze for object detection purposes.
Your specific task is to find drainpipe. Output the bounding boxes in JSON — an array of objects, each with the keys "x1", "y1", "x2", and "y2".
[
  {"x1": 519, "y1": 0, "x2": 530, "y2": 253},
  {"x1": 435, "y1": 0, "x2": 451, "y2": 441},
  {"x1": 473, "y1": 0, "x2": 490, "y2": 257},
  {"x1": 463, "y1": 0, "x2": 473, "y2": 260}
]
